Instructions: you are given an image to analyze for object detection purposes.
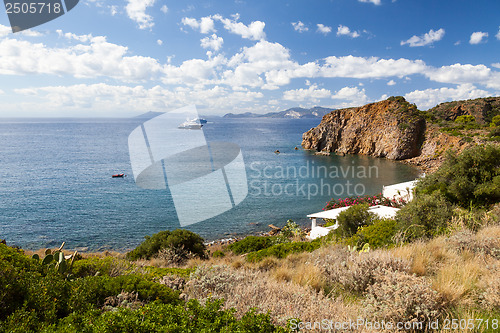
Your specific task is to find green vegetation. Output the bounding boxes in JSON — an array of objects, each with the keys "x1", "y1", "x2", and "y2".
[
  {"x1": 345, "y1": 218, "x2": 397, "y2": 248},
  {"x1": 455, "y1": 115, "x2": 476, "y2": 123},
  {"x1": 416, "y1": 145, "x2": 500, "y2": 208},
  {"x1": 0, "y1": 242, "x2": 285, "y2": 332},
  {"x1": 228, "y1": 236, "x2": 275, "y2": 255},
  {"x1": 395, "y1": 192, "x2": 454, "y2": 241},
  {"x1": 491, "y1": 115, "x2": 500, "y2": 127},
  {"x1": 333, "y1": 204, "x2": 376, "y2": 238},
  {"x1": 126, "y1": 229, "x2": 206, "y2": 261},
  {"x1": 246, "y1": 240, "x2": 321, "y2": 262}
]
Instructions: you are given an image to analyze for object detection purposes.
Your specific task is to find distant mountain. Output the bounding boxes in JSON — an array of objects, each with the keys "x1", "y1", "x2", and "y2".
[{"x1": 223, "y1": 106, "x2": 334, "y2": 119}]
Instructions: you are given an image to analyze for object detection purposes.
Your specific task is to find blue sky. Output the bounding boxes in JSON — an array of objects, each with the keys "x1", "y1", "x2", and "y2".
[{"x1": 0, "y1": 0, "x2": 499, "y2": 117}]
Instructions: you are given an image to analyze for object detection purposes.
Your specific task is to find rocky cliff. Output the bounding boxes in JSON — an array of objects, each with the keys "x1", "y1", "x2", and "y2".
[
  {"x1": 429, "y1": 97, "x2": 500, "y2": 125},
  {"x1": 302, "y1": 97, "x2": 426, "y2": 160}
]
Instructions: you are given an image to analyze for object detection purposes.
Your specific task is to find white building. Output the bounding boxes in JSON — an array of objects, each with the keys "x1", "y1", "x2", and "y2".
[
  {"x1": 307, "y1": 205, "x2": 400, "y2": 240},
  {"x1": 382, "y1": 180, "x2": 418, "y2": 202}
]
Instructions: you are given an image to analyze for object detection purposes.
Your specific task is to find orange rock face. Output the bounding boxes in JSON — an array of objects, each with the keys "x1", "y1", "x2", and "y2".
[{"x1": 301, "y1": 98, "x2": 426, "y2": 160}]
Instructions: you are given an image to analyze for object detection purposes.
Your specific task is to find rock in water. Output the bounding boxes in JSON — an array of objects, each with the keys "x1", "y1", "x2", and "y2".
[{"x1": 301, "y1": 97, "x2": 426, "y2": 160}]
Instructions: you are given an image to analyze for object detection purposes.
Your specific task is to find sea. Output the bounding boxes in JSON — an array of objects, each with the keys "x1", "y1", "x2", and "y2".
[{"x1": 0, "y1": 117, "x2": 420, "y2": 251}]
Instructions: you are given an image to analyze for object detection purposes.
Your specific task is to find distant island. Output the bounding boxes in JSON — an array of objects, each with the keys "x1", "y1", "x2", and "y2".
[{"x1": 223, "y1": 106, "x2": 335, "y2": 119}]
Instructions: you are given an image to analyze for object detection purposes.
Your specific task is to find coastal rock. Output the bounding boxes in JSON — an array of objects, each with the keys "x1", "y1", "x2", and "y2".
[
  {"x1": 302, "y1": 97, "x2": 426, "y2": 160},
  {"x1": 402, "y1": 125, "x2": 474, "y2": 173},
  {"x1": 429, "y1": 97, "x2": 500, "y2": 124}
]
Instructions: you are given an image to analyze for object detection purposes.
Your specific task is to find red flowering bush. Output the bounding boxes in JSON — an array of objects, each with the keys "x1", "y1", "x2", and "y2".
[{"x1": 324, "y1": 193, "x2": 406, "y2": 211}]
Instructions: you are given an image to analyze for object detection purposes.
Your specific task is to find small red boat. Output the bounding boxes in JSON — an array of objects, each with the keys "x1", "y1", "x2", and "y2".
[{"x1": 112, "y1": 173, "x2": 125, "y2": 178}]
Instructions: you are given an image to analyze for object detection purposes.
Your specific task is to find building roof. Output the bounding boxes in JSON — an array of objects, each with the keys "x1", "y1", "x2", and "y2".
[{"x1": 307, "y1": 205, "x2": 400, "y2": 220}]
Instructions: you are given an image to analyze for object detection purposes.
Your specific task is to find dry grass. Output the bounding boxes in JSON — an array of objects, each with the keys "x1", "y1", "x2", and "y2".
[
  {"x1": 185, "y1": 264, "x2": 356, "y2": 327},
  {"x1": 432, "y1": 257, "x2": 483, "y2": 306}
]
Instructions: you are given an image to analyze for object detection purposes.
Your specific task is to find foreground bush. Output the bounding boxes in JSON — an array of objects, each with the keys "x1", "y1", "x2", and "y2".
[
  {"x1": 395, "y1": 192, "x2": 454, "y2": 241},
  {"x1": 363, "y1": 270, "x2": 443, "y2": 327},
  {"x1": 2, "y1": 299, "x2": 286, "y2": 333},
  {"x1": 246, "y1": 240, "x2": 321, "y2": 262},
  {"x1": 186, "y1": 265, "x2": 353, "y2": 327},
  {"x1": 320, "y1": 250, "x2": 410, "y2": 295},
  {"x1": 0, "y1": 242, "x2": 287, "y2": 332},
  {"x1": 228, "y1": 236, "x2": 275, "y2": 255},
  {"x1": 333, "y1": 204, "x2": 376, "y2": 238},
  {"x1": 416, "y1": 145, "x2": 500, "y2": 208},
  {"x1": 346, "y1": 218, "x2": 398, "y2": 248},
  {"x1": 126, "y1": 229, "x2": 206, "y2": 261}
]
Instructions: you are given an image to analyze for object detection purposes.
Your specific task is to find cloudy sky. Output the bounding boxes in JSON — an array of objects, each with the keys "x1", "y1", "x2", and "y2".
[{"x1": 0, "y1": 0, "x2": 499, "y2": 117}]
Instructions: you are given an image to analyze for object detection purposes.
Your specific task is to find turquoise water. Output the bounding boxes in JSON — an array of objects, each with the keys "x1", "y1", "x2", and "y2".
[{"x1": 0, "y1": 117, "x2": 420, "y2": 250}]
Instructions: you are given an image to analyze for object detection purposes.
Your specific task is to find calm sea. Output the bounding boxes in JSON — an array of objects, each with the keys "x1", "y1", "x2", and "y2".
[{"x1": 0, "y1": 117, "x2": 420, "y2": 251}]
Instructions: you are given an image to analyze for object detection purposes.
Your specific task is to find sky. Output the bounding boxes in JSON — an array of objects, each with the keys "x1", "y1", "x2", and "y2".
[{"x1": 0, "y1": 0, "x2": 499, "y2": 117}]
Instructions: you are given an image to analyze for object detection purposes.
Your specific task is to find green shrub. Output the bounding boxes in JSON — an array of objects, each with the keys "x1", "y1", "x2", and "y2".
[
  {"x1": 68, "y1": 274, "x2": 181, "y2": 313},
  {"x1": 416, "y1": 145, "x2": 500, "y2": 208},
  {"x1": 334, "y1": 204, "x2": 376, "y2": 238},
  {"x1": 280, "y1": 219, "x2": 303, "y2": 238},
  {"x1": 0, "y1": 243, "x2": 41, "y2": 320},
  {"x1": 126, "y1": 229, "x2": 206, "y2": 261},
  {"x1": 72, "y1": 256, "x2": 135, "y2": 278},
  {"x1": 211, "y1": 250, "x2": 225, "y2": 258},
  {"x1": 3, "y1": 299, "x2": 286, "y2": 333},
  {"x1": 490, "y1": 115, "x2": 500, "y2": 127},
  {"x1": 346, "y1": 219, "x2": 397, "y2": 248},
  {"x1": 395, "y1": 192, "x2": 453, "y2": 241},
  {"x1": 489, "y1": 126, "x2": 500, "y2": 138},
  {"x1": 455, "y1": 115, "x2": 476, "y2": 123},
  {"x1": 246, "y1": 240, "x2": 321, "y2": 262},
  {"x1": 228, "y1": 236, "x2": 274, "y2": 255},
  {"x1": 42, "y1": 299, "x2": 286, "y2": 333}
]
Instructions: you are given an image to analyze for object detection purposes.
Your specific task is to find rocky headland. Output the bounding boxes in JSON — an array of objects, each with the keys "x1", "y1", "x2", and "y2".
[{"x1": 302, "y1": 96, "x2": 499, "y2": 173}]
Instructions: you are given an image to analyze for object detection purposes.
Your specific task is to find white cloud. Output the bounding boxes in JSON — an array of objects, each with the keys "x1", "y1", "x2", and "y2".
[
  {"x1": 387, "y1": 80, "x2": 396, "y2": 86},
  {"x1": 469, "y1": 31, "x2": 488, "y2": 44},
  {"x1": 199, "y1": 17, "x2": 216, "y2": 34},
  {"x1": 492, "y1": 63, "x2": 500, "y2": 69},
  {"x1": 292, "y1": 21, "x2": 308, "y2": 33},
  {"x1": 157, "y1": 39, "x2": 163, "y2": 45},
  {"x1": 0, "y1": 35, "x2": 164, "y2": 81},
  {"x1": 125, "y1": 0, "x2": 156, "y2": 30},
  {"x1": 317, "y1": 24, "x2": 332, "y2": 35},
  {"x1": 283, "y1": 84, "x2": 331, "y2": 102},
  {"x1": 496, "y1": 26, "x2": 500, "y2": 40},
  {"x1": 405, "y1": 84, "x2": 490, "y2": 110},
  {"x1": 57, "y1": 30, "x2": 93, "y2": 42},
  {"x1": 331, "y1": 86, "x2": 369, "y2": 108},
  {"x1": 336, "y1": 25, "x2": 360, "y2": 38},
  {"x1": 401, "y1": 28, "x2": 445, "y2": 47},
  {"x1": 425, "y1": 63, "x2": 491, "y2": 84},
  {"x1": 0, "y1": 24, "x2": 43, "y2": 37},
  {"x1": 214, "y1": 14, "x2": 266, "y2": 40},
  {"x1": 200, "y1": 34, "x2": 223, "y2": 51},
  {"x1": 181, "y1": 17, "x2": 216, "y2": 34},
  {"x1": 319, "y1": 56, "x2": 427, "y2": 79},
  {"x1": 358, "y1": 0, "x2": 381, "y2": 5},
  {"x1": 225, "y1": 40, "x2": 295, "y2": 89},
  {"x1": 12, "y1": 83, "x2": 264, "y2": 114},
  {"x1": 110, "y1": 5, "x2": 118, "y2": 15},
  {"x1": 160, "y1": 5, "x2": 168, "y2": 13}
]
